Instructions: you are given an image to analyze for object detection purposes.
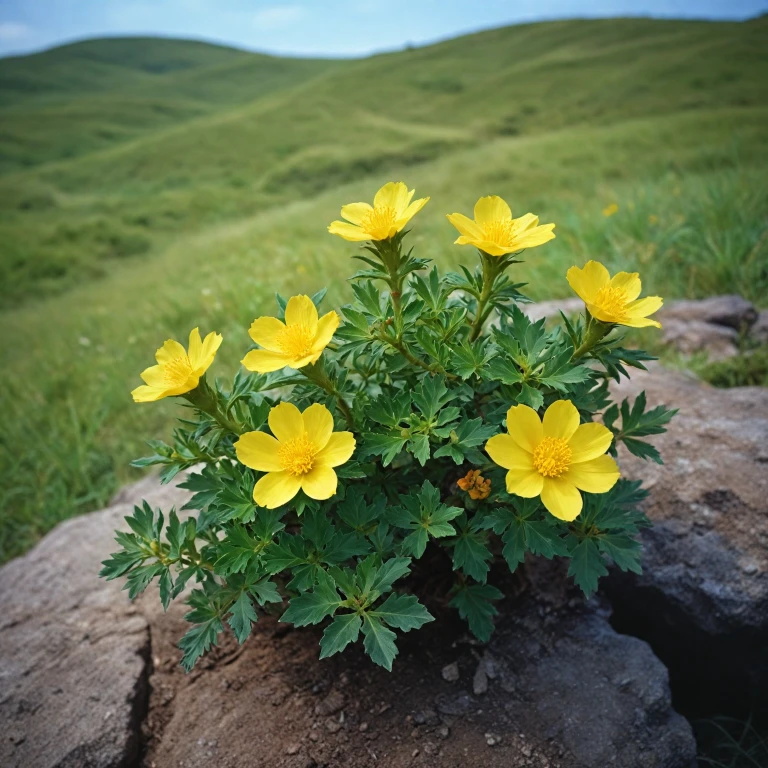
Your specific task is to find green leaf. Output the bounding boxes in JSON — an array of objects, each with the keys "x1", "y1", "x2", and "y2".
[
  {"x1": 319, "y1": 613, "x2": 362, "y2": 659},
  {"x1": 362, "y1": 432, "x2": 408, "y2": 466},
  {"x1": 280, "y1": 572, "x2": 342, "y2": 627},
  {"x1": 516, "y1": 382, "x2": 544, "y2": 410},
  {"x1": 408, "y1": 434, "x2": 431, "y2": 465},
  {"x1": 501, "y1": 522, "x2": 527, "y2": 571},
  {"x1": 369, "y1": 557, "x2": 412, "y2": 594},
  {"x1": 452, "y1": 524, "x2": 493, "y2": 583},
  {"x1": 412, "y1": 375, "x2": 456, "y2": 420},
  {"x1": 524, "y1": 521, "x2": 569, "y2": 559},
  {"x1": 372, "y1": 593, "x2": 434, "y2": 632},
  {"x1": 450, "y1": 583, "x2": 503, "y2": 642},
  {"x1": 368, "y1": 390, "x2": 411, "y2": 428},
  {"x1": 567, "y1": 538, "x2": 608, "y2": 598},
  {"x1": 451, "y1": 339, "x2": 494, "y2": 380},
  {"x1": 159, "y1": 568, "x2": 173, "y2": 611},
  {"x1": 124, "y1": 561, "x2": 166, "y2": 599},
  {"x1": 250, "y1": 578, "x2": 282, "y2": 605},
  {"x1": 214, "y1": 525, "x2": 258, "y2": 576},
  {"x1": 362, "y1": 613, "x2": 398, "y2": 671},
  {"x1": 228, "y1": 591, "x2": 258, "y2": 644},
  {"x1": 179, "y1": 619, "x2": 223, "y2": 672},
  {"x1": 434, "y1": 417, "x2": 497, "y2": 464},
  {"x1": 597, "y1": 533, "x2": 642, "y2": 574}
]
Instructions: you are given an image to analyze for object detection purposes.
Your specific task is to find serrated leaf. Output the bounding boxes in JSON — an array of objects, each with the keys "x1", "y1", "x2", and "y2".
[
  {"x1": 372, "y1": 593, "x2": 434, "y2": 632},
  {"x1": 319, "y1": 613, "x2": 362, "y2": 659},
  {"x1": 362, "y1": 614, "x2": 398, "y2": 671},
  {"x1": 228, "y1": 591, "x2": 258, "y2": 644},
  {"x1": 363, "y1": 432, "x2": 408, "y2": 466},
  {"x1": 567, "y1": 538, "x2": 608, "y2": 598},
  {"x1": 597, "y1": 533, "x2": 643, "y2": 573},
  {"x1": 524, "y1": 521, "x2": 569, "y2": 559},
  {"x1": 280, "y1": 572, "x2": 342, "y2": 627},
  {"x1": 452, "y1": 532, "x2": 493, "y2": 582},
  {"x1": 449, "y1": 583, "x2": 503, "y2": 642},
  {"x1": 178, "y1": 618, "x2": 223, "y2": 672}
]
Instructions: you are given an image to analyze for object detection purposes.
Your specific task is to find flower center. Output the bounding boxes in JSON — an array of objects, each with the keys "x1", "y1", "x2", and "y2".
[
  {"x1": 594, "y1": 285, "x2": 628, "y2": 320},
  {"x1": 276, "y1": 323, "x2": 315, "y2": 358},
  {"x1": 278, "y1": 433, "x2": 318, "y2": 476},
  {"x1": 163, "y1": 355, "x2": 194, "y2": 387},
  {"x1": 532, "y1": 437, "x2": 572, "y2": 478},
  {"x1": 362, "y1": 206, "x2": 397, "y2": 239},
  {"x1": 482, "y1": 218, "x2": 515, "y2": 246}
]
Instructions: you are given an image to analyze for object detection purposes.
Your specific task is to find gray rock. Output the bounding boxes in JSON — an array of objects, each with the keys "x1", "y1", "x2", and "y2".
[
  {"x1": 441, "y1": 661, "x2": 460, "y2": 682},
  {"x1": 658, "y1": 294, "x2": 757, "y2": 330},
  {"x1": 472, "y1": 660, "x2": 488, "y2": 695},
  {"x1": 752, "y1": 310, "x2": 768, "y2": 345},
  {"x1": 607, "y1": 366, "x2": 768, "y2": 708},
  {"x1": 521, "y1": 297, "x2": 584, "y2": 323},
  {"x1": 661, "y1": 318, "x2": 739, "y2": 360}
]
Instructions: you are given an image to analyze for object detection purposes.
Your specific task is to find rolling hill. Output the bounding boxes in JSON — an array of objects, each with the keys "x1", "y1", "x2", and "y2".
[{"x1": 0, "y1": 17, "x2": 766, "y2": 562}]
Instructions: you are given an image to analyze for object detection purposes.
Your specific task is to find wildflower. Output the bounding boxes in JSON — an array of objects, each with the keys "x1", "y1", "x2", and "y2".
[
  {"x1": 602, "y1": 203, "x2": 619, "y2": 217},
  {"x1": 485, "y1": 400, "x2": 619, "y2": 521},
  {"x1": 567, "y1": 260, "x2": 663, "y2": 328},
  {"x1": 235, "y1": 402, "x2": 355, "y2": 508},
  {"x1": 131, "y1": 328, "x2": 222, "y2": 403},
  {"x1": 242, "y1": 295, "x2": 339, "y2": 373},
  {"x1": 328, "y1": 181, "x2": 429, "y2": 242},
  {"x1": 457, "y1": 469, "x2": 491, "y2": 500},
  {"x1": 446, "y1": 195, "x2": 555, "y2": 257}
]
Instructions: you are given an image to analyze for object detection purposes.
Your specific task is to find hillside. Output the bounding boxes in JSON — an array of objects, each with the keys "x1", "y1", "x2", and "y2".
[
  {"x1": 0, "y1": 17, "x2": 766, "y2": 308},
  {"x1": 0, "y1": 17, "x2": 767, "y2": 562}
]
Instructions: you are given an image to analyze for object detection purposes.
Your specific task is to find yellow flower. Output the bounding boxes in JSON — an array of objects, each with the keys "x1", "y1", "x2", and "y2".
[
  {"x1": 131, "y1": 328, "x2": 222, "y2": 403},
  {"x1": 235, "y1": 402, "x2": 356, "y2": 508},
  {"x1": 328, "y1": 181, "x2": 429, "y2": 242},
  {"x1": 603, "y1": 203, "x2": 619, "y2": 217},
  {"x1": 242, "y1": 295, "x2": 339, "y2": 373},
  {"x1": 567, "y1": 260, "x2": 663, "y2": 329},
  {"x1": 446, "y1": 195, "x2": 555, "y2": 257},
  {"x1": 486, "y1": 400, "x2": 619, "y2": 521}
]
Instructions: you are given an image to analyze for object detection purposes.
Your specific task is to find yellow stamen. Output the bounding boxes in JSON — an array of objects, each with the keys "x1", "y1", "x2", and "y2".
[
  {"x1": 163, "y1": 355, "x2": 194, "y2": 387},
  {"x1": 276, "y1": 323, "x2": 315, "y2": 358},
  {"x1": 278, "y1": 434, "x2": 318, "y2": 476},
  {"x1": 532, "y1": 437, "x2": 572, "y2": 478},
  {"x1": 594, "y1": 285, "x2": 628, "y2": 320},
  {"x1": 362, "y1": 206, "x2": 397, "y2": 239},
  {"x1": 482, "y1": 219, "x2": 516, "y2": 246}
]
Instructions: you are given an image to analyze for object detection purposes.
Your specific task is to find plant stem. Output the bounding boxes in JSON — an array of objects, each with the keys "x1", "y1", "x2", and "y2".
[
  {"x1": 302, "y1": 361, "x2": 356, "y2": 429},
  {"x1": 572, "y1": 315, "x2": 612, "y2": 359},
  {"x1": 184, "y1": 378, "x2": 243, "y2": 435},
  {"x1": 469, "y1": 251, "x2": 501, "y2": 341}
]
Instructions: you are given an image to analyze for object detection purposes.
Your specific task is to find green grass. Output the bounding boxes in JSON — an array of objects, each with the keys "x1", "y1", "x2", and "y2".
[{"x1": 0, "y1": 18, "x2": 767, "y2": 561}]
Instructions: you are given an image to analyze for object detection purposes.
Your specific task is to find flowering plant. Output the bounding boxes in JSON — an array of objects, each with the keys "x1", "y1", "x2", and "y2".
[{"x1": 101, "y1": 181, "x2": 673, "y2": 671}]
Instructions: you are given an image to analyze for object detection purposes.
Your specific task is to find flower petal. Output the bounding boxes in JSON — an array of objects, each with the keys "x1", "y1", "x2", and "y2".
[
  {"x1": 198, "y1": 331, "x2": 222, "y2": 372},
  {"x1": 566, "y1": 260, "x2": 610, "y2": 304},
  {"x1": 620, "y1": 315, "x2": 662, "y2": 329},
  {"x1": 568, "y1": 422, "x2": 614, "y2": 463},
  {"x1": 311, "y1": 310, "x2": 339, "y2": 354},
  {"x1": 395, "y1": 196, "x2": 429, "y2": 229},
  {"x1": 565, "y1": 454, "x2": 620, "y2": 494},
  {"x1": 625, "y1": 295, "x2": 663, "y2": 319},
  {"x1": 235, "y1": 430, "x2": 283, "y2": 472},
  {"x1": 510, "y1": 213, "x2": 538, "y2": 232},
  {"x1": 187, "y1": 327, "x2": 202, "y2": 364},
  {"x1": 485, "y1": 433, "x2": 534, "y2": 470},
  {"x1": 609, "y1": 271, "x2": 642, "y2": 302},
  {"x1": 512, "y1": 223, "x2": 556, "y2": 250},
  {"x1": 340, "y1": 202, "x2": 373, "y2": 225},
  {"x1": 155, "y1": 338, "x2": 186, "y2": 364},
  {"x1": 505, "y1": 404, "x2": 543, "y2": 453},
  {"x1": 474, "y1": 195, "x2": 511, "y2": 224},
  {"x1": 131, "y1": 384, "x2": 166, "y2": 402},
  {"x1": 540, "y1": 478, "x2": 583, "y2": 521},
  {"x1": 328, "y1": 221, "x2": 370, "y2": 241},
  {"x1": 241, "y1": 349, "x2": 291, "y2": 373},
  {"x1": 248, "y1": 316, "x2": 286, "y2": 352},
  {"x1": 505, "y1": 467, "x2": 544, "y2": 498},
  {"x1": 300, "y1": 465, "x2": 338, "y2": 500},
  {"x1": 139, "y1": 363, "x2": 166, "y2": 387},
  {"x1": 302, "y1": 403, "x2": 334, "y2": 450},
  {"x1": 447, "y1": 212, "x2": 484, "y2": 239},
  {"x1": 542, "y1": 400, "x2": 580, "y2": 440},
  {"x1": 268, "y1": 401, "x2": 304, "y2": 443},
  {"x1": 315, "y1": 431, "x2": 356, "y2": 467},
  {"x1": 374, "y1": 181, "x2": 409, "y2": 211},
  {"x1": 586, "y1": 301, "x2": 619, "y2": 325},
  {"x1": 285, "y1": 295, "x2": 318, "y2": 334},
  {"x1": 253, "y1": 471, "x2": 301, "y2": 509}
]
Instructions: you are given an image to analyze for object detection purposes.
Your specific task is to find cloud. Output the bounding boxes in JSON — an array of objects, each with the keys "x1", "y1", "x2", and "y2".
[
  {"x1": 0, "y1": 22, "x2": 30, "y2": 41},
  {"x1": 253, "y1": 5, "x2": 305, "y2": 29}
]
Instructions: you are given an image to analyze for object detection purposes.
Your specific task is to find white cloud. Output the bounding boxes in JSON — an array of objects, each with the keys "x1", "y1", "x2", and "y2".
[
  {"x1": 253, "y1": 5, "x2": 305, "y2": 29},
  {"x1": 0, "y1": 22, "x2": 30, "y2": 41}
]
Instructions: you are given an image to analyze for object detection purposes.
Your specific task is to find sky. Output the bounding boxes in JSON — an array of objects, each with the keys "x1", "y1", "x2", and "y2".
[{"x1": 0, "y1": 0, "x2": 765, "y2": 58}]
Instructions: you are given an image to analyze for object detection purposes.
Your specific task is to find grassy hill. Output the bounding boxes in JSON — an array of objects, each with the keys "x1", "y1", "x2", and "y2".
[{"x1": 0, "y1": 17, "x2": 767, "y2": 561}]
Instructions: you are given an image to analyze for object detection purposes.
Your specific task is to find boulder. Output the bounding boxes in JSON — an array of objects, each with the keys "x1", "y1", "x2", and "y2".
[
  {"x1": 608, "y1": 366, "x2": 768, "y2": 711},
  {"x1": 658, "y1": 295, "x2": 758, "y2": 331},
  {"x1": 660, "y1": 318, "x2": 739, "y2": 361},
  {"x1": 0, "y1": 474, "x2": 697, "y2": 768},
  {"x1": 752, "y1": 310, "x2": 768, "y2": 345}
]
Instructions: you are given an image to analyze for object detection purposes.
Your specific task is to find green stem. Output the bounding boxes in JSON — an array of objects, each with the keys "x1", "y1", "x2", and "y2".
[
  {"x1": 375, "y1": 329, "x2": 456, "y2": 379},
  {"x1": 469, "y1": 251, "x2": 502, "y2": 342},
  {"x1": 377, "y1": 238, "x2": 405, "y2": 335},
  {"x1": 572, "y1": 315, "x2": 613, "y2": 359},
  {"x1": 302, "y1": 361, "x2": 356, "y2": 429},
  {"x1": 184, "y1": 378, "x2": 243, "y2": 435}
]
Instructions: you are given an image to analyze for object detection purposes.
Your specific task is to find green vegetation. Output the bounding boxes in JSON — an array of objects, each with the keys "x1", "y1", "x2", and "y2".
[{"x1": 1, "y1": 17, "x2": 767, "y2": 562}]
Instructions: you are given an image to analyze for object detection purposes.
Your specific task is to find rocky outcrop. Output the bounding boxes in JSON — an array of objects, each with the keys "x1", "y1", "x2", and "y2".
[
  {"x1": 0, "y1": 472, "x2": 697, "y2": 768},
  {"x1": 608, "y1": 366, "x2": 768, "y2": 712},
  {"x1": 657, "y1": 294, "x2": 758, "y2": 331}
]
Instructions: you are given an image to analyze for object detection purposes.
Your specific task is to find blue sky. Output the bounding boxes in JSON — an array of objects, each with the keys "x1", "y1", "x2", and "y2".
[{"x1": 0, "y1": 0, "x2": 765, "y2": 58}]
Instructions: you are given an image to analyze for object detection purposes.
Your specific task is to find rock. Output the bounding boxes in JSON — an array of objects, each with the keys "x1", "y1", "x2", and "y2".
[
  {"x1": 0, "y1": 472, "x2": 697, "y2": 768},
  {"x1": 472, "y1": 660, "x2": 489, "y2": 695},
  {"x1": 607, "y1": 366, "x2": 768, "y2": 710},
  {"x1": 441, "y1": 661, "x2": 460, "y2": 682},
  {"x1": 521, "y1": 297, "x2": 584, "y2": 323},
  {"x1": 661, "y1": 318, "x2": 739, "y2": 360},
  {"x1": 658, "y1": 294, "x2": 757, "y2": 331},
  {"x1": 752, "y1": 310, "x2": 768, "y2": 345}
]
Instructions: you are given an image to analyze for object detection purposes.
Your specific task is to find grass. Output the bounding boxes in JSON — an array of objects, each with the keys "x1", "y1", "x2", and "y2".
[{"x1": 0, "y1": 18, "x2": 767, "y2": 562}]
